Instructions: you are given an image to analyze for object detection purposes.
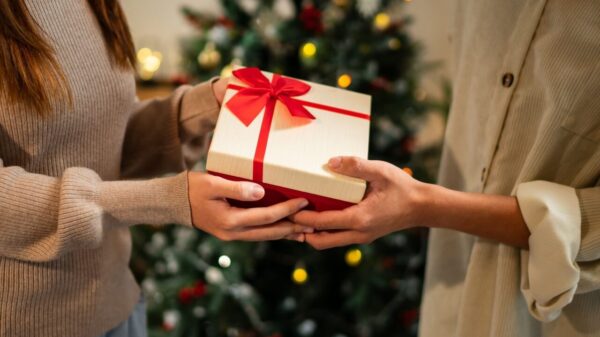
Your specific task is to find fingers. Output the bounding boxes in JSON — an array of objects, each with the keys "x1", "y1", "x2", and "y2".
[
  {"x1": 207, "y1": 175, "x2": 265, "y2": 201},
  {"x1": 328, "y1": 156, "x2": 388, "y2": 181},
  {"x1": 290, "y1": 209, "x2": 358, "y2": 231},
  {"x1": 229, "y1": 198, "x2": 310, "y2": 227},
  {"x1": 305, "y1": 230, "x2": 369, "y2": 250},
  {"x1": 229, "y1": 221, "x2": 308, "y2": 242}
]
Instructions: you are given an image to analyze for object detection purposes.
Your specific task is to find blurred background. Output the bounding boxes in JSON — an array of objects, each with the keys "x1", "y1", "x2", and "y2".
[{"x1": 123, "y1": 1, "x2": 452, "y2": 336}]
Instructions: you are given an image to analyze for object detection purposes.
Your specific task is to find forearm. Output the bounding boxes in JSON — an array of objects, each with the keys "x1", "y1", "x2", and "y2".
[{"x1": 415, "y1": 183, "x2": 530, "y2": 249}]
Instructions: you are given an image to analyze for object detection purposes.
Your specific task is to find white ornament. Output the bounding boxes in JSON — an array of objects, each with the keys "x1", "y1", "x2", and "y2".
[
  {"x1": 357, "y1": 0, "x2": 382, "y2": 18},
  {"x1": 193, "y1": 306, "x2": 207, "y2": 318},
  {"x1": 218, "y1": 255, "x2": 232, "y2": 268},
  {"x1": 206, "y1": 266, "x2": 225, "y2": 284},
  {"x1": 141, "y1": 278, "x2": 157, "y2": 294},
  {"x1": 208, "y1": 26, "x2": 230, "y2": 46},
  {"x1": 282, "y1": 296, "x2": 297, "y2": 311},
  {"x1": 273, "y1": 0, "x2": 295, "y2": 20},
  {"x1": 297, "y1": 319, "x2": 317, "y2": 336},
  {"x1": 163, "y1": 310, "x2": 180, "y2": 329},
  {"x1": 237, "y1": 0, "x2": 259, "y2": 14}
]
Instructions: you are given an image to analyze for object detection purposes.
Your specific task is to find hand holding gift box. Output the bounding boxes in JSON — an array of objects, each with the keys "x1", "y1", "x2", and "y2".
[{"x1": 207, "y1": 67, "x2": 371, "y2": 211}]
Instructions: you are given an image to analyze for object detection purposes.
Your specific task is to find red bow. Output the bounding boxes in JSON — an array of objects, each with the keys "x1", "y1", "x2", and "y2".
[{"x1": 226, "y1": 67, "x2": 315, "y2": 126}]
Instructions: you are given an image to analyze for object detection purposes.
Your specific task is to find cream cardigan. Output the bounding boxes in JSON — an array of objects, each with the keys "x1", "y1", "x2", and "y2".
[{"x1": 421, "y1": 0, "x2": 600, "y2": 336}]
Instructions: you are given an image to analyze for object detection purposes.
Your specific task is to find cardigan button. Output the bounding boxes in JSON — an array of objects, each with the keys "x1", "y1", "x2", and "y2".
[{"x1": 502, "y1": 73, "x2": 514, "y2": 87}]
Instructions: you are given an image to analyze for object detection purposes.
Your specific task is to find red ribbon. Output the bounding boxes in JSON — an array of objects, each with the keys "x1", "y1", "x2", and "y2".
[{"x1": 226, "y1": 67, "x2": 369, "y2": 183}]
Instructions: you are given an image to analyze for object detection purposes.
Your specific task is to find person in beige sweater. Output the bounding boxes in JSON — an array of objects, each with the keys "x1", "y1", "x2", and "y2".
[
  {"x1": 0, "y1": 1, "x2": 311, "y2": 336},
  {"x1": 292, "y1": 0, "x2": 600, "y2": 336}
]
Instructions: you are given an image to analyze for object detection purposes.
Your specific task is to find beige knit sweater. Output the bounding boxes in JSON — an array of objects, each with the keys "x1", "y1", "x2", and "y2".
[{"x1": 0, "y1": 1, "x2": 220, "y2": 336}]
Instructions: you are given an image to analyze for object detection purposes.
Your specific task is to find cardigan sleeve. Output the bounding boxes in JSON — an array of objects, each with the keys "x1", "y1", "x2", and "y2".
[
  {"x1": 516, "y1": 180, "x2": 600, "y2": 322},
  {"x1": 0, "y1": 158, "x2": 192, "y2": 263},
  {"x1": 120, "y1": 80, "x2": 221, "y2": 179}
]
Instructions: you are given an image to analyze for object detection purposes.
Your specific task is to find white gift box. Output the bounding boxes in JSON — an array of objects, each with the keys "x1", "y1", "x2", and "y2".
[{"x1": 206, "y1": 68, "x2": 371, "y2": 211}]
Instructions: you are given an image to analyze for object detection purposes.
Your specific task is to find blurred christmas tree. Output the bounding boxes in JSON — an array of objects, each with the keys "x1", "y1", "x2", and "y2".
[{"x1": 131, "y1": 1, "x2": 440, "y2": 336}]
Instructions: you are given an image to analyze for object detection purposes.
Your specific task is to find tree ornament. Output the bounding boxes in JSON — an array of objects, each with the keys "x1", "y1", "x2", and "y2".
[
  {"x1": 345, "y1": 248, "x2": 362, "y2": 266},
  {"x1": 208, "y1": 25, "x2": 230, "y2": 46},
  {"x1": 337, "y1": 73, "x2": 353, "y2": 89},
  {"x1": 357, "y1": 0, "x2": 382, "y2": 17},
  {"x1": 332, "y1": 0, "x2": 350, "y2": 8},
  {"x1": 292, "y1": 266, "x2": 309, "y2": 284},
  {"x1": 388, "y1": 37, "x2": 402, "y2": 50},
  {"x1": 197, "y1": 42, "x2": 222, "y2": 70},
  {"x1": 178, "y1": 287, "x2": 195, "y2": 304},
  {"x1": 206, "y1": 266, "x2": 225, "y2": 284},
  {"x1": 162, "y1": 310, "x2": 180, "y2": 331},
  {"x1": 237, "y1": 0, "x2": 259, "y2": 14},
  {"x1": 299, "y1": 4, "x2": 324, "y2": 33},
  {"x1": 218, "y1": 255, "x2": 232, "y2": 268},
  {"x1": 373, "y1": 12, "x2": 391, "y2": 31},
  {"x1": 273, "y1": 0, "x2": 296, "y2": 20},
  {"x1": 297, "y1": 319, "x2": 317, "y2": 336}
]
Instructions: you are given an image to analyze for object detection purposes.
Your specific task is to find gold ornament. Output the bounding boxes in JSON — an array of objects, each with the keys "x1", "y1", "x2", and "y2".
[
  {"x1": 337, "y1": 73, "x2": 352, "y2": 89},
  {"x1": 388, "y1": 38, "x2": 402, "y2": 50},
  {"x1": 333, "y1": 0, "x2": 349, "y2": 7},
  {"x1": 374, "y1": 12, "x2": 391, "y2": 31},
  {"x1": 345, "y1": 248, "x2": 362, "y2": 266},
  {"x1": 197, "y1": 42, "x2": 222, "y2": 70},
  {"x1": 292, "y1": 267, "x2": 309, "y2": 284}
]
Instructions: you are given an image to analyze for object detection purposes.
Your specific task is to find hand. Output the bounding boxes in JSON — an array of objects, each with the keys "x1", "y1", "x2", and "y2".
[
  {"x1": 291, "y1": 156, "x2": 426, "y2": 250},
  {"x1": 188, "y1": 172, "x2": 313, "y2": 242},
  {"x1": 211, "y1": 77, "x2": 230, "y2": 106}
]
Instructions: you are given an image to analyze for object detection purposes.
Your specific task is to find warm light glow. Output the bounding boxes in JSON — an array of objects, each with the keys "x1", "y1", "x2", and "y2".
[
  {"x1": 402, "y1": 167, "x2": 414, "y2": 176},
  {"x1": 345, "y1": 249, "x2": 362, "y2": 266},
  {"x1": 337, "y1": 74, "x2": 352, "y2": 88},
  {"x1": 292, "y1": 267, "x2": 308, "y2": 284},
  {"x1": 388, "y1": 38, "x2": 402, "y2": 50},
  {"x1": 301, "y1": 42, "x2": 317, "y2": 58},
  {"x1": 137, "y1": 47, "x2": 163, "y2": 80},
  {"x1": 374, "y1": 13, "x2": 391, "y2": 30}
]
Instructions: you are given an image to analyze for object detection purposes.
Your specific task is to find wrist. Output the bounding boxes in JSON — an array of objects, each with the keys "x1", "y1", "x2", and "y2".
[{"x1": 407, "y1": 181, "x2": 446, "y2": 229}]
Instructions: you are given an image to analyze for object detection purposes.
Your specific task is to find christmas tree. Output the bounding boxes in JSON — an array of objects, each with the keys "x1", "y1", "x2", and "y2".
[{"x1": 130, "y1": 1, "x2": 438, "y2": 336}]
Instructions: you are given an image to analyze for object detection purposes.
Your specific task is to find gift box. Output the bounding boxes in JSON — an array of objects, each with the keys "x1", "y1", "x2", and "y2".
[{"x1": 206, "y1": 67, "x2": 371, "y2": 211}]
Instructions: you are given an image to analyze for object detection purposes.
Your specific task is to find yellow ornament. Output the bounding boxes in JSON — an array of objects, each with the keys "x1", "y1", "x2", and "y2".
[
  {"x1": 337, "y1": 74, "x2": 352, "y2": 89},
  {"x1": 292, "y1": 267, "x2": 308, "y2": 284},
  {"x1": 374, "y1": 12, "x2": 391, "y2": 31},
  {"x1": 301, "y1": 42, "x2": 317, "y2": 59},
  {"x1": 345, "y1": 248, "x2": 362, "y2": 267},
  {"x1": 198, "y1": 42, "x2": 222, "y2": 70}
]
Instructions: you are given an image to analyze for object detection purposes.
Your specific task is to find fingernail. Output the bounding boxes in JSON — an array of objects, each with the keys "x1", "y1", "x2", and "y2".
[
  {"x1": 299, "y1": 199, "x2": 309, "y2": 209},
  {"x1": 244, "y1": 183, "x2": 264, "y2": 200},
  {"x1": 328, "y1": 157, "x2": 342, "y2": 169}
]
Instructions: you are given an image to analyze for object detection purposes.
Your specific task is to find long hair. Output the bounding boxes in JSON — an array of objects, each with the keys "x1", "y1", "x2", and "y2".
[{"x1": 0, "y1": 0, "x2": 136, "y2": 113}]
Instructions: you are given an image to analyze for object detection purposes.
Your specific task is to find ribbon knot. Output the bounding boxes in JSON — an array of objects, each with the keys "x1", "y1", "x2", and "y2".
[{"x1": 226, "y1": 67, "x2": 315, "y2": 127}]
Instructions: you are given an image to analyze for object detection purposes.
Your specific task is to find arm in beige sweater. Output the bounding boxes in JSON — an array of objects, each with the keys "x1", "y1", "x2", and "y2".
[
  {"x1": 120, "y1": 81, "x2": 221, "y2": 179},
  {"x1": 0, "y1": 159, "x2": 192, "y2": 262}
]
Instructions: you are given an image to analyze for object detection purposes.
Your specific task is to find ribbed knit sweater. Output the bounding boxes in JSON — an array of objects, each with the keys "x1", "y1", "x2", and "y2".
[{"x1": 0, "y1": 1, "x2": 220, "y2": 336}]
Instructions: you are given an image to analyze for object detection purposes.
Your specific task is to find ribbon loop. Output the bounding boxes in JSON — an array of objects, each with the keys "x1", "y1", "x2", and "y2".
[{"x1": 226, "y1": 67, "x2": 315, "y2": 126}]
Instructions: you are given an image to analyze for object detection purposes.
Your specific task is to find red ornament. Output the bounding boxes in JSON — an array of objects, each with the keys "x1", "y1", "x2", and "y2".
[
  {"x1": 178, "y1": 287, "x2": 194, "y2": 305},
  {"x1": 400, "y1": 308, "x2": 419, "y2": 327},
  {"x1": 299, "y1": 5, "x2": 324, "y2": 33},
  {"x1": 192, "y1": 281, "x2": 207, "y2": 297}
]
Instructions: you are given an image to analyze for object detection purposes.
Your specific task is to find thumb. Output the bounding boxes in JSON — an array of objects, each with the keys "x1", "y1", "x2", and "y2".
[
  {"x1": 327, "y1": 156, "x2": 384, "y2": 182},
  {"x1": 208, "y1": 176, "x2": 265, "y2": 201}
]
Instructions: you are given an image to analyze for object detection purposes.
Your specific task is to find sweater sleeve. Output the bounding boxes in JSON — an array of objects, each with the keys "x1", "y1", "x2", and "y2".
[
  {"x1": 121, "y1": 80, "x2": 221, "y2": 179},
  {"x1": 0, "y1": 158, "x2": 192, "y2": 263},
  {"x1": 515, "y1": 180, "x2": 600, "y2": 322}
]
